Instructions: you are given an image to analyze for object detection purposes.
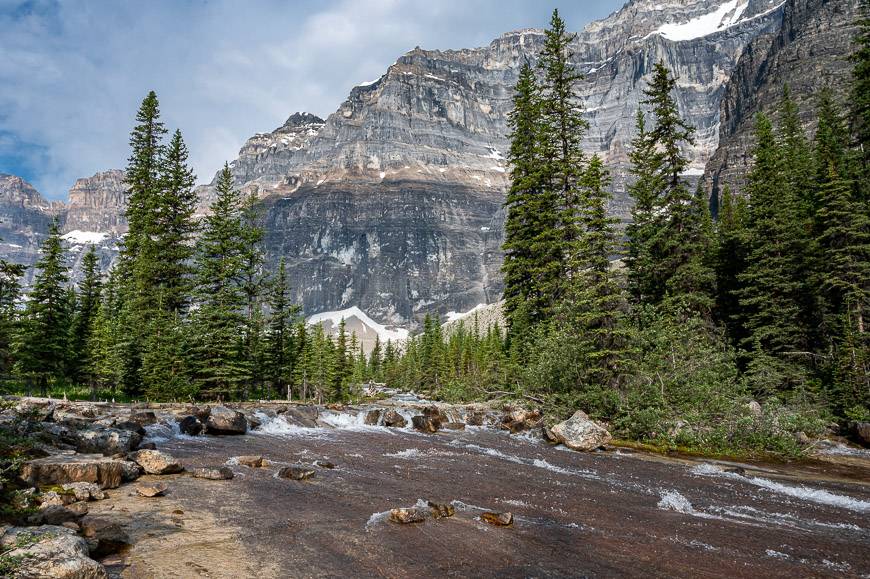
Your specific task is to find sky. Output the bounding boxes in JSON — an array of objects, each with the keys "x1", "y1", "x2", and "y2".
[{"x1": 0, "y1": 0, "x2": 623, "y2": 200}]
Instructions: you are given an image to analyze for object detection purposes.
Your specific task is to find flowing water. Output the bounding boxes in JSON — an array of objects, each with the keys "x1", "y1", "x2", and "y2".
[{"x1": 126, "y1": 407, "x2": 870, "y2": 578}]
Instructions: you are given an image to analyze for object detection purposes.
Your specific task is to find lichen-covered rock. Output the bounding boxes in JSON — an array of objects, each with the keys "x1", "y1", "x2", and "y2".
[
  {"x1": 277, "y1": 465, "x2": 315, "y2": 480},
  {"x1": 550, "y1": 411, "x2": 612, "y2": 452},
  {"x1": 205, "y1": 406, "x2": 247, "y2": 435},
  {"x1": 61, "y1": 482, "x2": 105, "y2": 502},
  {"x1": 481, "y1": 511, "x2": 513, "y2": 526},
  {"x1": 75, "y1": 428, "x2": 141, "y2": 456},
  {"x1": 131, "y1": 449, "x2": 183, "y2": 475},
  {"x1": 21, "y1": 455, "x2": 127, "y2": 489},
  {"x1": 192, "y1": 466, "x2": 234, "y2": 480},
  {"x1": 135, "y1": 482, "x2": 167, "y2": 497},
  {"x1": 233, "y1": 455, "x2": 268, "y2": 468},
  {"x1": 389, "y1": 508, "x2": 426, "y2": 524},
  {"x1": 427, "y1": 501, "x2": 455, "y2": 519},
  {"x1": 0, "y1": 524, "x2": 107, "y2": 578}
]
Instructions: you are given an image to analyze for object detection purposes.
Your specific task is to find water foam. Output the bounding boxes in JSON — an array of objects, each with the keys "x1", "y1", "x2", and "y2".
[
  {"x1": 691, "y1": 463, "x2": 870, "y2": 513},
  {"x1": 452, "y1": 441, "x2": 600, "y2": 480}
]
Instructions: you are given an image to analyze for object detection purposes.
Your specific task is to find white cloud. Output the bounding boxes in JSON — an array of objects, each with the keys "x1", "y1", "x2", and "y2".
[{"x1": 0, "y1": 0, "x2": 620, "y2": 199}]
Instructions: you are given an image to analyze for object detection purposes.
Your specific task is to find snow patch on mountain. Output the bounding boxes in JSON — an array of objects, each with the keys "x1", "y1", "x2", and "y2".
[
  {"x1": 61, "y1": 230, "x2": 109, "y2": 245},
  {"x1": 652, "y1": 0, "x2": 749, "y2": 41},
  {"x1": 307, "y1": 306, "x2": 409, "y2": 344}
]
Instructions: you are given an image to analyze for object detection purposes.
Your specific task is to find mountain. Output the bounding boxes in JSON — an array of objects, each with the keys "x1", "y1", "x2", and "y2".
[
  {"x1": 2, "y1": 0, "x2": 858, "y2": 330},
  {"x1": 197, "y1": 0, "x2": 786, "y2": 326},
  {"x1": 705, "y1": 0, "x2": 862, "y2": 199}
]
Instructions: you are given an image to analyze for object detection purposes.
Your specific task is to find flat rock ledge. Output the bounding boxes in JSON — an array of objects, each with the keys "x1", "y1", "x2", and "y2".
[{"x1": 21, "y1": 454, "x2": 133, "y2": 490}]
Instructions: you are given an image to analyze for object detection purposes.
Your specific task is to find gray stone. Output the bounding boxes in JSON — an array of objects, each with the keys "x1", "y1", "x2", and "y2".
[
  {"x1": 205, "y1": 406, "x2": 247, "y2": 435},
  {"x1": 21, "y1": 455, "x2": 127, "y2": 489},
  {"x1": 131, "y1": 449, "x2": 183, "y2": 475},
  {"x1": 0, "y1": 524, "x2": 107, "y2": 578},
  {"x1": 550, "y1": 411, "x2": 612, "y2": 452},
  {"x1": 192, "y1": 466, "x2": 234, "y2": 480}
]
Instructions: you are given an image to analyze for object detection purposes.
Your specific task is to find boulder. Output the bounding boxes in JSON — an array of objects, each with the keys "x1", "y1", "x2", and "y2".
[
  {"x1": 32, "y1": 503, "x2": 88, "y2": 526},
  {"x1": 850, "y1": 422, "x2": 870, "y2": 447},
  {"x1": 442, "y1": 422, "x2": 466, "y2": 431},
  {"x1": 178, "y1": 415, "x2": 203, "y2": 436},
  {"x1": 0, "y1": 525, "x2": 107, "y2": 578},
  {"x1": 14, "y1": 400, "x2": 55, "y2": 422},
  {"x1": 481, "y1": 511, "x2": 513, "y2": 526},
  {"x1": 21, "y1": 455, "x2": 127, "y2": 489},
  {"x1": 39, "y1": 490, "x2": 77, "y2": 507},
  {"x1": 135, "y1": 482, "x2": 168, "y2": 497},
  {"x1": 112, "y1": 421, "x2": 147, "y2": 436},
  {"x1": 118, "y1": 460, "x2": 142, "y2": 482},
  {"x1": 192, "y1": 467, "x2": 234, "y2": 480},
  {"x1": 131, "y1": 449, "x2": 183, "y2": 475},
  {"x1": 205, "y1": 406, "x2": 247, "y2": 435},
  {"x1": 427, "y1": 501, "x2": 455, "y2": 519},
  {"x1": 138, "y1": 442, "x2": 157, "y2": 450},
  {"x1": 382, "y1": 410, "x2": 407, "y2": 428},
  {"x1": 501, "y1": 408, "x2": 543, "y2": 433},
  {"x1": 364, "y1": 409, "x2": 382, "y2": 425},
  {"x1": 314, "y1": 460, "x2": 335, "y2": 469},
  {"x1": 550, "y1": 411, "x2": 612, "y2": 451},
  {"x1": 747, "y1": 400, "x2": 763, "y2": 417},
  {"x1": 61, "y1": 482, "x2": 105, "y2": 502},
  {"x1": 277, "y1": 465, "x2": 315, "y2": 480},
  {"x1": 128, "y1": 411, "x2": 157, "y2": 426},
  {"x1": 234, "y1": 455, "x2": 268, "y2": 468},
  {"x1": 281, "y1": 406, "x2": 319, "y2": 428},
  {"x1": 187, "y1": 405, "x2": 211, "y2": 422},
  {"x1": 75, "y1": 428, "x2": 141, "y2": 456},
  {"x1": 389, "y1": 508, "x2": 426, "y2": 524},
  {"x1": 80, "y1": 515, "x2": 131, "y2": 557}
]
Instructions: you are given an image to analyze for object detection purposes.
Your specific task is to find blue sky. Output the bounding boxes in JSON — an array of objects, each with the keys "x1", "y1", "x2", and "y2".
[{"x1": 0, "y1": 0, "x2": 623, "y2": 200}]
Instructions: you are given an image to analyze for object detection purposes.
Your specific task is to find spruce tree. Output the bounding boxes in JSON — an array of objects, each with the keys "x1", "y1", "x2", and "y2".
[
  {"x1": 264, "y1": 258, "x2": 298, "y2": 399},
  {"x1": 567, "y1": 155, "x2": 631, "y2": 387},
  {"x1": 189, "y1": 164, "x2": 250, "y2": 399},
  {"x1": 714, "y1": 185, "x2": 750, "y2": 347},
  {"x1": 625, "y1": 110, "x2": 664, "y2": 306},
  {"x1": 738, "y1": 113, "x2": 810, "y2": 393},
  {"x1": 15, "y1": 221, "x2": 70, "y2": 395},
  {"x1": 538, "y1": 8, "x2": 588, "y2": 281},
  {"x1": 850, "y1": 0, "x2": 870, "y2": 190},
  {"x1": 0, "y1": 257, "x2": 25, "y2": 377},
  {"x1": 69, "y1": 246, "x2": 102, "y2": 386}
]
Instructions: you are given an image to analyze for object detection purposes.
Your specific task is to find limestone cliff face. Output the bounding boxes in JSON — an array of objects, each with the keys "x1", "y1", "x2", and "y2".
[
  {"x1": 198, "y1": 0, "x2": 785, "y2": 324},
  {"x1": 63, "y1": 170, "x2": 128, "y2": 235},
  {"x1": 0, "y1": 174, "x2": 61, "y2": 282},
  {"x1": 705, "y1": 0, "x2": 861, "y2": 200}
]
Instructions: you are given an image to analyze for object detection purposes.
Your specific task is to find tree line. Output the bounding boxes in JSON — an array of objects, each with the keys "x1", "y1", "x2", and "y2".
[{"x1": 0, "y1": 93, "x2": 385, "y2": 403}]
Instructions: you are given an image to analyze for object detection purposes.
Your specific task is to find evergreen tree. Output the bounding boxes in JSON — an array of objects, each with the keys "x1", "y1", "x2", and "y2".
[
  {"x1": 332, "y1": 318, "x2": 350, "y2": 402},
  {"x1": 814, "y1": 163, "x2": 870, "y2": 414},
  {"x1": 566, "y1": 155, "x2": 631, "y2": 387},
  {"x1": 538, "y1": 8, "x2": 588, "y2": 281},
  {"x1": 368, "y1": 335, "x2": 382, "y2": 382},
  {"x1": 69, "y1": 246, "x2": 102, "y2": 386},
  {"x1": 153, "y1": 129, "x2": 198, "y2": 315},
  {"x1": 264, "y1": 259, "x2": 298, "y2": 399},
  {"x1": 714, "y1": 185, "x2": 750, "y2": 347},
  {"x1": 850, "y1": 0, "x2": 870, "y2": 190},
  {"x1": 0, "y1": 256, "x2": 25, "y2": 377},
  {"x1": 625, "y1": 110, "x2": 664, "y2": 306},
  {"x1": 189, "y1": 164, "x2": 250, "y2": 399},
  {"x1": 738, "y1": 113, "x2": 810, "y2": 393},
  {"x1": 15, "y1": 221, "x2": 70, "y2": 395}
]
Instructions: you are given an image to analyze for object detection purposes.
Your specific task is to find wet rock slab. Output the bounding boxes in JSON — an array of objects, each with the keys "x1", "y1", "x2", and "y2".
[{"x1": 21, "y1": 454, "x2": 129, "y2": 489}]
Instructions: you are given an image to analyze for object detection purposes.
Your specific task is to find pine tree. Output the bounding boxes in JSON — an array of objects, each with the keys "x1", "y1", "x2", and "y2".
[
  {"x1": 368, "y1": 335, "x2": 382, "y2": 382},
  {"x1": 538, "y1": 8, "x2": 588, "y2": 282},
  {"x1": 625, "y1": 110, "x2": 664, "y2": 306},
  {"x1": 566, "y1": 154, "x2": 631, "y2": 387},
  {"x1": 264, "y1": 258, "x2": 298, "y2": 399},
  {"x1": 332, "y1": 318, "x2": 350, "y2": 402},
  {"x1": 738, "y1": 113, "x2": 810, "y2": 393},
  {"x1": 69, "y1": 246, "x2": 102, "y2": 386},
  {"x1": 714, "y1": 185, "x2": 750, "y2": 347},
  {"x1": 502, "y1": 63, "x2": 558, "y2": 333},
  {"x1": 815, "y1": 162, "x2": 870, "y2": 413},
  {"x1": 777, "y1": 87, "x2": 814, "y2": 216},
  {"x1": 153, "y1": 129, "x2": 198, "y2": 315},
  {"x1": 189, "y1": 164, "x2": 250, "y2": 399},
  {"x1": 141, "y1": 308, "x2": 190, "y2": 400},
  {"x1": 15, "y1": 221, "x2": 70, "y2": 395},
  {"x1": 0, "y1": 256, "x2": 25, "y2": 377}
]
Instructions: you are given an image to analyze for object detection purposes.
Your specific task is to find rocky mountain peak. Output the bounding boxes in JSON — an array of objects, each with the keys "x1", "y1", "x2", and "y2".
[
  {"x1": 281, "y1": 112, "x2": 325, "y2": 129},
  {"x1": 63, "y1": 169, "x2": 129, "y2": 235}
]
